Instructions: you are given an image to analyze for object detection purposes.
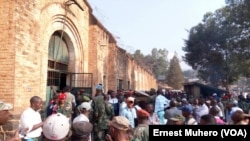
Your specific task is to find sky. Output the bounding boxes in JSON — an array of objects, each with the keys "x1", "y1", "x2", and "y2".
[{"x1": 88, "y1": 0, "x2": 226, "y2": 70}]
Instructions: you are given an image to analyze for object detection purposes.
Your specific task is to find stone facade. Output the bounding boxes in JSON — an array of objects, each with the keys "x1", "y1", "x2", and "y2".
[{"x1": 0, "y1": 0, "x2": 157, "y2": 139}]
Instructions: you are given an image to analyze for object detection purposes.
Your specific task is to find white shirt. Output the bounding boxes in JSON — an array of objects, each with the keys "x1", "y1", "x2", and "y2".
[
  {"x1": 119, "y1": 102, "x2": 127, "y2": 115},
  {"x1": 109, "y1": 98, "x2": 118, "y2": 104},
  {"x1": 195, "y1": 104, "x2": 209, "y2": 123},
  {"x1": 73, "y1": 114, "x2": 91, "y2": 141},
  {"x1": 120, "y1": 106, "x2": 137, "y2": 128},
  {"x1": 20, "y1": 107, "x2": 42, "y2": 139}
]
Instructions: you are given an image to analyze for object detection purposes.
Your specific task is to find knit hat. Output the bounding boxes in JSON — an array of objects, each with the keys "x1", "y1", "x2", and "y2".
[{"x1": 43, "y1": 113, "x2": 70, "y2": 140}]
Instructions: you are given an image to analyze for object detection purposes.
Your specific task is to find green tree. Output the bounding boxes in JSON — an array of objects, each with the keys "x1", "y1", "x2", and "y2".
[
  {"x1": 182, "y1": 1, "x2": 250, "y2": 90},
  {"x1": 133, "y1": 48, "x2": 169, "y2": 79},
  {"x1": 166, "y1": 53, "x2": 184, "y2": 89},
  {"x1": 149, "y1": 48, "x2": 169, "y2": 78},
  {"x1": 133, "y1": 49, "x2": 145, "y2": 65}
]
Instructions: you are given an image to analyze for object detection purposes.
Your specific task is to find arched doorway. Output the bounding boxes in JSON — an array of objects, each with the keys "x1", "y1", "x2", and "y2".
[
  {"x1": 46, "y1": 31, "x2": 69, "y2": 100},
  {"x1": 45, "y1": 31, "x2": 93, "y2": 106}
]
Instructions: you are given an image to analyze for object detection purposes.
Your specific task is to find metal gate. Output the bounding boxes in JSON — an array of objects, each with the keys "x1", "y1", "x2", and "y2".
[
  {"x1": 69, "y1": 73, "x2": 93, "y2": 95},
  {"x1": 46, "y1": 71, "x2": 93, "y2": 102}
]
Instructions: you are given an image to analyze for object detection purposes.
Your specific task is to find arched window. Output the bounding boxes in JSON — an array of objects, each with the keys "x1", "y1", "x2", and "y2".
[
  {"x1": 47, "y1": 31, "x2": 69, "y2": 88},
  {"x1": 48, "y1": 32, "x2": 69, "y2": 70}
]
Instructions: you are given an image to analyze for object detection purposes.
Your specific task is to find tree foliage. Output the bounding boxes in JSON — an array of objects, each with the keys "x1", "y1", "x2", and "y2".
[
  {"x1": 166, "y1": 54, "x2": 184, "y2": 89},
  {"x1": 183, "y1": 0, "x2": 250, "y2": 90},
  {"x1": 133, "y1": 48, "x2": 169, "y2": 78}
]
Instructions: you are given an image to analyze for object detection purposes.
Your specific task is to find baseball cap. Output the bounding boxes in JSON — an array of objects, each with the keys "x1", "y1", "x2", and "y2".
[
  {"x1": 96, "y1": 84, "x2": 103, "y2": 90},
  {"x1": 0, "y1": 101, "x2": 13, "y2": 111},
  {"x1": 79, "y1": 102, "x2": 91, "y2": 111},
  {"x1": 72, "y1": 121, "x2": 93, "y2": 138},
  {"x1": 170, "y1": 114, "x2": 185, "y2": 122},
  {"x1": 181, "y1": 105, "x2": 193, "y2": 114},
  {"x1": 109, "y1": 116, "x2": 130, "y2": 131},
  {"x1": 127, "y1": 96, "x2": 135, "y2": 102},
  {"x1": 43, "y1": 113, "x2": 70, "y2": 140}
]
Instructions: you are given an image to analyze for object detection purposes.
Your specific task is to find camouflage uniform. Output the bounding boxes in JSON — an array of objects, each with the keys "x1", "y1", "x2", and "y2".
[
  {"x1": 132, "y1": 124, "x2": 149, "y2": 141},
  {"x1": 90, "y1": 95, "x2": 113, "y2": 141},
  {"x1": 57, "y1": 102, "x2": 72, "y2": 118},
  {"x1": 105, "y1": 101, "x2": 115, "y2": 120},
  {"x1": 238, "y1": 100, "x2": 250, "y2": 113}
]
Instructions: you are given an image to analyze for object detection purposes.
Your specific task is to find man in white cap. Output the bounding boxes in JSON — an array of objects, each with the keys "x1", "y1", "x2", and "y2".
[
  {"x1": 89, "y1": 84, "x2": 110, "y2": 141},
  {"x1": 73, "y1": 102, "x2": 91, "y2": 123},
  {"x1": 43, "y1": 113, "x2": 70, "y2": 141},
  {"x1": 0, "y1": 100, "x2": 21, "y2": 141},
  {"x1": 120, "y1": 96, "x2": 137, "y2": 128},
  {"x1": 73, "y1": 102, "x2": 92, "y2": 141}
]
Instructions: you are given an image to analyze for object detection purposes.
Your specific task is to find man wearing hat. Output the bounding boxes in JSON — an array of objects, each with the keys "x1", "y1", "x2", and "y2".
[
  {"x1": 120, "y1": 96, "x2": 137, "y2": 128},
  {"x1": 43, "y1": 113, "x2": 70, "y2": 141},
  {"x1": 170, "y1": 114, "x2": 185, "y2": 125},
  {"x1": 133, "y1": 109, "x2": 149, "y2": 141},
  {"x1": 106, "y1": 116, "x2": 132, "y2": 141},
  {"x1": 57, "y1": 93, "x2": 72, "y2": 118},
  {"x1": 89, "y1": 84, "x2": 109, "y2": 141},
  {"x1": 73, "y1": 102, "x2": 92, "y2": 141},
  {"x1": 0, "y1": 100, "x2": 21, "y2": 141},
  {"x1": 182, "y1": 105, "x2": 198, "y2": 125},
  {"x1": 73, "y1": 102, "x2": 91, "y2": 123}
]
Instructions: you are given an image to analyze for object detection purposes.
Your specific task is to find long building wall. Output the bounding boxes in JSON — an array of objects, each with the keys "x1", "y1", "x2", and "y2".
[{"x1": 0, "y1": 0, "x2": 157, "y2": 139}]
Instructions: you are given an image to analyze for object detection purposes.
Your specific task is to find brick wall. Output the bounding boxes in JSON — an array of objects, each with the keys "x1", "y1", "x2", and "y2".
[
  {"x1": 108, "y1": 43, "x2": 118, "y2": 91},
  {"x1": 88, "y1": 19, "x2": 158, "y2": 92},
  {"x1": 0, "y1": 0, "x2": 157, "y2": 139},
  {"x1": 89, "y1": 20, "x2": 158, "y2": 93},
  {"x1": 0, "y1": 0, "x2": 90, "y2": 139},
  {"x1": 0, "y1": 1, "x2": 16, "y2": 140},
  {"x1": 0, "y1": 0, "x2": 15, "y2": 107}
]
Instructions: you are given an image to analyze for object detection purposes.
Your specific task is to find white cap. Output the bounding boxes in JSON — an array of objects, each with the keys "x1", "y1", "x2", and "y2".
[
  {"x1": 181, "y1": 98, "x2": 187, "y2": 101},
  {"x1": 127, "y1": 96, "x2": 135, "y2": 102},
  {"x1": 43, "y1": 113, "x2": 70, "y2": 140},
  {"x1": 80, "y1": 102, "x2": 91, "y2": 111}
]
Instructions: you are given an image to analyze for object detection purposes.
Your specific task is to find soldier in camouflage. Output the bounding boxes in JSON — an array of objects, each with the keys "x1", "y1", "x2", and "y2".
[
  {"x1": 90, "y1": 84, "x2": 112, "y2": 141},
  {"x1": 133, "y1": 109, "x2": 149, "y2": 141}
]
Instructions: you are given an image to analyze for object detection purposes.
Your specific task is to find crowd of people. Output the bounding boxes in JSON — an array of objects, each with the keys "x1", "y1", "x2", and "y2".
[{"x1": 1, "y1": 84, "x2": 250, "y2": 141}]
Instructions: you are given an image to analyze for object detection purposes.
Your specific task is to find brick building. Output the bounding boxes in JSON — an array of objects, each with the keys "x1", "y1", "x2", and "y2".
[{"x1": 0, "y1": 0, "x2": 157, "y2": 138}]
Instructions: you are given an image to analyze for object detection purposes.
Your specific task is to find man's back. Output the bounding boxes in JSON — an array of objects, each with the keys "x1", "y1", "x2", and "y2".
[
  {"x1": 90, "y1": 95, "x2": 107, "y2": 128},
  {"x1": 133, "y1": 124, "x2": 149, "y2": 141},
  {"x1": 165, "y1": 107, "x2": 182, "y2": 125}
]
